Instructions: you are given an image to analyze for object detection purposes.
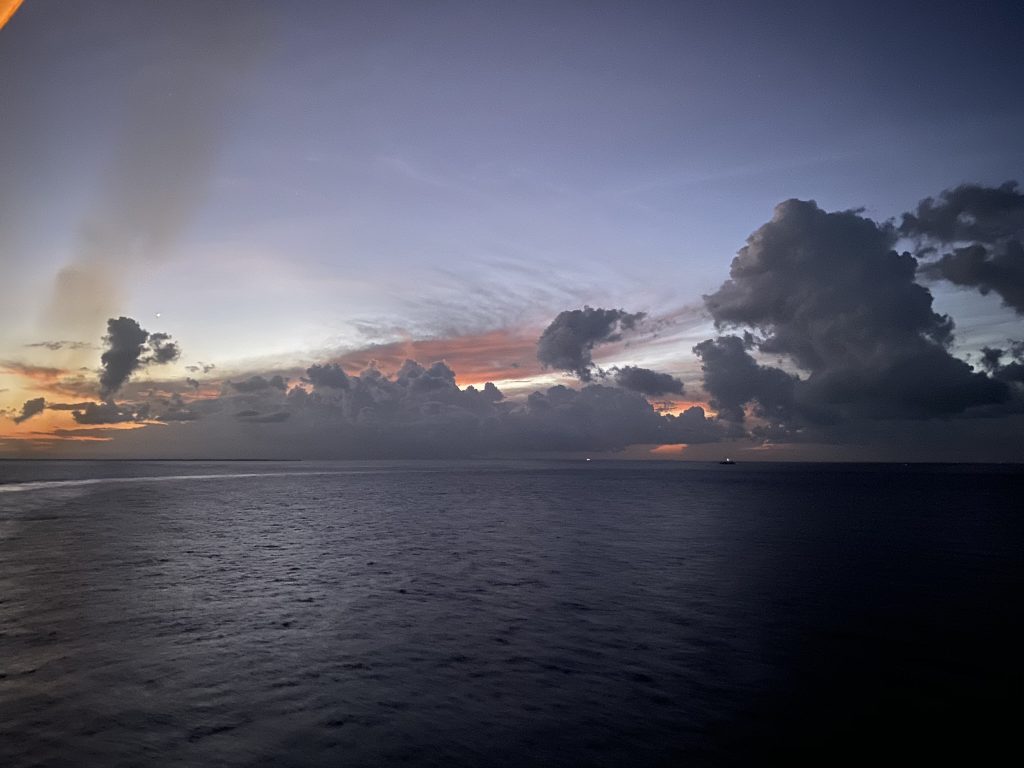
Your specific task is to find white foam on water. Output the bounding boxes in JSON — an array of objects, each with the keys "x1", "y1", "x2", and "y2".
[{"x1": 0, "y1": 471, "x2": 346, "y2": 494}]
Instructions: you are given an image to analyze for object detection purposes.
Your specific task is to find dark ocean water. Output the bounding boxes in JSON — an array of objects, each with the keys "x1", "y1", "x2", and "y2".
[{"x1": 0, "y1": 460, "x2": 1021, "y2": 767}]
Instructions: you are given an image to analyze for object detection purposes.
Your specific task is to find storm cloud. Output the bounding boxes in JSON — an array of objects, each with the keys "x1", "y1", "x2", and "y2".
[
  {"x1": 98, "y1": 317, "x2": 181, "y2": 399},
  {"x1": 698, "y1": 198, "x2": 1008, "y2": 429},
  {"x1": 902, "y1": 181, "x2": 1024, "y2": 314},
  {"x1": 537, "y1": 306, "x2": 645, "y2": 381}
]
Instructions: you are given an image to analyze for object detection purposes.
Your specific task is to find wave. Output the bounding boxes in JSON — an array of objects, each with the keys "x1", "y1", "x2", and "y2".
[{"x1": 0, "y1": 471, "x2": 344, "y2": 494}]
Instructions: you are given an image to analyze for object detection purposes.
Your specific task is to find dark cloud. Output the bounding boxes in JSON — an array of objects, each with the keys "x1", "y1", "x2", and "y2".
[
  {"x1": 395, "y1": 359, "x2": 457, "y2": 393},
  {"x1": 153, "y1": 392, "x2": 199, "y2": 422},
  {"x1": 12, "y1": 397, "x2": 46, "y2": 424},
  {"x1": 537, "y1": 306, "x2": 645, "y2": 381},
  {"x1": 613, "y1": 366, "x2": 685, "y2": 396},
  {"x1": 510, "y1": 384, "x2": 718, "y2": 452},
  {"x1": 125, "y1": 357, "x2": 722, "y2": 458},
  {"x1": 98, "y1": 317, "x2": 181, "y2": 399},
  {"x1": 229, "y1": 375, "x2": 288, "y2": 393},
  {"x1": 185, "y1": 362, "x2": 215, "y2": 374},
  {"x1": 979, "y1": 341, "x2": 1024, "y2": 384},
  {"x1": 980, "y1": 346, "x2": 1005, "y2": 372},
  {"x1": 98, "y1": 317, "x2": 150, "y2": 399},
  {"x1": 693, "y1": 336, "x2": 796, "y2": 423},
  {"x1": 900, "y1": 181, "x2": 1024, "y2": 244},
  {"x1": 305, "y1": 363, "x2": 350, "y2": 390},
  {"x1": 144, "y1": 333, "x2": 181, "y2": 365},
  {"x1": 46, "y1": 401, "x2": 97, "y2": 411},
  {"x1": 72, "y1": 401, "x2": 146, "y2": 425},
  {"x1": 186, "y1": 377, "x2": 200, "y2": 390},
  {"x1": 919, "y1": 242, "x2": 1024, "y2": 314},
  {"x1": 465, "y1": 382, "x2": 504, "y2": 402},
  {"x1": 902, "y1": 182, "x2": 1024, "y2": 314},
  {"x1": 698, "y1": 199, "x2": 1008, "y2": 429}
]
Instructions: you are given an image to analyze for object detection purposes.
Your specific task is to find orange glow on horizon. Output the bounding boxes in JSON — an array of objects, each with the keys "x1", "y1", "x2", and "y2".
[{"x1": 0, "y1": 404, "x2": 155, "y2": 444}]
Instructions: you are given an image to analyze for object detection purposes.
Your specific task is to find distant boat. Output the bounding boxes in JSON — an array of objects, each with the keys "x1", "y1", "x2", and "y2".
[{"x1": 719, "y1": 458, "x2": 736, "y2": 465}]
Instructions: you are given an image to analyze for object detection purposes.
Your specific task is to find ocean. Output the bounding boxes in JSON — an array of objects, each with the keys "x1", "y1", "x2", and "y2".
[{"x1": 1, "y1": 460, "x2": 1021, "y2": 766}]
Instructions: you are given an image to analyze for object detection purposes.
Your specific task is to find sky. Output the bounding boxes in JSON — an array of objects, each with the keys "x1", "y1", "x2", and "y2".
[{"x1": 1, "y1": 0, "x2": 1023, "y2": 461}]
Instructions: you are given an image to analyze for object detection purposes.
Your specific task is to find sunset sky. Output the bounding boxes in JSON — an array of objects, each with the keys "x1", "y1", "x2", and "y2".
[{"x1": 2, "y1": 0, "x2": 1022, "y2": 460}]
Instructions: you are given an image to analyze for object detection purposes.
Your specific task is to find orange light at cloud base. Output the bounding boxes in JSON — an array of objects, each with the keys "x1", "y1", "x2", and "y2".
[
  {"x1": 651, "y1": 399, "x2": 709, "y2": 417},
  {"x1": 0, "y1": 0, "x2": 24, "y2": 32},
  {"x1": 0, "y1": 405, "x2": 154, "y2": 446},
  {"x1": 649, "y1": 443, "x2": 688, "y2": 456}
]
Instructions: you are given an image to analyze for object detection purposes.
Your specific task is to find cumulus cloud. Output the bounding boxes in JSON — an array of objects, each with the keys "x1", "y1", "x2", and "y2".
[
  {"x1": 145, "y1": 333, "x2": 181, "y2": 365},
  {"x1": 537, "y1": 306, "x2": 645, "y2": 381},
  {"x1": 900, "y1": 181, "x2": 1024, "y2": 244},
  {"x1": 693, "y1": 336, "x2": 796, "y2": 423},
  {"x1": 98, "y1": 317, "x2": 181, "y2": 399},
  {"x1": 697, "y1": 198, "x2": 1008, "y2": 429},
  {"x1": 902, "y1": 181, "x2": 1024, "y2": 314},
  {"x1": 978, "y1": 341, "x2": 1024, "y2": 384},
  {"x1": 128, "y1": 355, "x2": 722, "y2": 459},
  {"x1": 72, "y1": 401, "x2": 147, "y2": 425},
  {"x1": 12, "y1": 397, "x2": 46, "y2": 424},
  {"x1": 612, "y1": 366, "x2": 685, "y2": 396},
  {"x1": 305, "y1": 363, "x2": 350, "y2": 390},
  {"x1": 152, "y1": 392, "x2": 199, "y2": 422},
  {"x1": 98, "y1": 318, "x2": 150, "y2": 399},
  {"x1": 919, "y1": 242, "x2": 1024, "y2": 314}
]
